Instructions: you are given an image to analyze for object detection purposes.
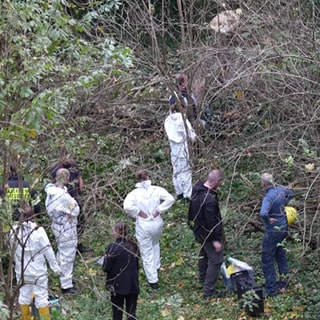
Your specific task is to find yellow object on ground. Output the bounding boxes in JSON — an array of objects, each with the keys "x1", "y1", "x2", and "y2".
[
  {"x1": 227, "y1": 264, "x2": 241, "y2": 275},
  {"x1": 285, "y1": 206, "x2": 297, "y2": 225}
]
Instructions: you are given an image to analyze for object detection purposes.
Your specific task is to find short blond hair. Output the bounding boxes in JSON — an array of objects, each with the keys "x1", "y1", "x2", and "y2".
[{"x1": 56, "y1": 168, "x2": 70, "y2": 185}]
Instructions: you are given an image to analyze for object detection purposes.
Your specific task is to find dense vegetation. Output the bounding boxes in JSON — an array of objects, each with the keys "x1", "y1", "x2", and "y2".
[{"x1": 0, "y1": 0, "x2": 319, "y2": 319}]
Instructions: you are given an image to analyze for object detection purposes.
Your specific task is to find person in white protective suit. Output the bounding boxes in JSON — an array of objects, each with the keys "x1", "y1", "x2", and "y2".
[
  {"x1": 9, "y1": 204, "x2": 60, "y2": 320},
  {"x1": 45, "y1": 168, "x2": 80, "y2": 295},
  {"x1": 123, "y1": 170, "x2": 175, "y2": 290},
  {"x1": 164, "y1": 95, "x2": 197, "y2": 200}
]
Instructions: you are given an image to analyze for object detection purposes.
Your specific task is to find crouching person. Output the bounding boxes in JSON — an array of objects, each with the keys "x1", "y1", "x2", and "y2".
[
  {"x1": 9, "y1": 205, "x2": 60, "y2": 320},
  {"x1": 102, "y1": 222, "x2": 140, "y2": 320}
]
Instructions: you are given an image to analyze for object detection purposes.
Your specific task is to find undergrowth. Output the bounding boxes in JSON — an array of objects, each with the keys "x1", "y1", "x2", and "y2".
[{"x1": 40, "y1": 195, "x2": 318, "y2": 320}]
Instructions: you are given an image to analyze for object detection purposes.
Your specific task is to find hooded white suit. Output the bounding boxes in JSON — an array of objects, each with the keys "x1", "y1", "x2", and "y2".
[
  {"x1": 123, "y1": 180, "x2": 175, "y2": 284},
  {"x1": 10, "y1": 221, "x2": 60, "y2": 308},
  {"x1": 164, "y1": 112, "x2": 197, "y2": 199},
  {"x1": 45, "y1": 183, "x2": 79, "y2": 289}
]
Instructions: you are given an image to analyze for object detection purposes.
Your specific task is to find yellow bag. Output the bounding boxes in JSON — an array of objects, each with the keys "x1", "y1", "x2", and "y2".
[{"x1": 285, "y1": 206, "x2": 297, "y2": 225}]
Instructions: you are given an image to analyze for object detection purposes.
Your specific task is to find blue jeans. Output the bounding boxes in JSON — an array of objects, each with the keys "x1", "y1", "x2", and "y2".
[
  {"x1": 198, "y1": 241, "x2": 224, "y2": 296},
  {"x1": 261, "y1": 226, "x2": 289, "y2": 295}
]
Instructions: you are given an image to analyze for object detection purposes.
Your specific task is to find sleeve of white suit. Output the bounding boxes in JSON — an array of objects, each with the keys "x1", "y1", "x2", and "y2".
[
  {"x1": 8, "y1": 228, "x2": 16, "y2": 252},
  {"x1": 39, "y1": 227, "x2": 61, "y2": 274},
  {"x1": 64, "y1": 194, "x2": 80, "y2": 217},
  {"x1": 186, "y1": 119, "x2": 197, "y2": 142},
  {"x1": 156, "y1": 187, "x2": 175, "y2": 214},
  {"x1": 123, "y1": 191, "x2": 140, "y2": 218}
]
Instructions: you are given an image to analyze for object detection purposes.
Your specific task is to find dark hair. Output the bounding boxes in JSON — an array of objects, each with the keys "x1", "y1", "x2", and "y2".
[
  {"x1": 62, "y1": 158, "x2": 76, "y2": 168},
  {"x1": 10, "y1": 164, "x2": 17, "y2": 174},
  {"x1": 21, "y1": 204, "x2": 34, "y2": 221},
  {"x1": 113, "y1": 221, "x2": 129, "y2": 237},
  {"x1": 136, "y1": 170, "x2": 149, "y2": 182},
  {"x1": 113, "y1": 221, "x2": 139, "y2": 255}
]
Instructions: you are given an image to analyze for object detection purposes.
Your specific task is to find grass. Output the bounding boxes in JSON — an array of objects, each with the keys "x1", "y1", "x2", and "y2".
[{"x1": 11, "y1": 192, "x2": 318, "y2": 319}]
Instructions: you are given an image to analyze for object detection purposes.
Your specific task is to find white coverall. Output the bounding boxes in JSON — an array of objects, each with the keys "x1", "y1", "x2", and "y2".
[
  {"x1": 164, "y1": 112, "x2": 197, "y2": 199},
  {"x1": 123, "y1": 180, "x2": 175, "y2": 284},
  {"x1": 10, "y1": 221, "x2": 60, "y2": 308},
  {"x1": 45, "y1": 183, "x2": 79, "y2": 289}
]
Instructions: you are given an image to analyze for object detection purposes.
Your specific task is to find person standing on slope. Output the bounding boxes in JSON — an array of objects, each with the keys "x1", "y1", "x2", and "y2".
[
  {"x1": 123, "y1": 170, "x2": 175, "y2": 290},
  {"x1": 45, "y1": 168, "x2": 80, "y2": 295},
  {"x1": 164, "y1": 97, "x2": 197, "y2": 200}
]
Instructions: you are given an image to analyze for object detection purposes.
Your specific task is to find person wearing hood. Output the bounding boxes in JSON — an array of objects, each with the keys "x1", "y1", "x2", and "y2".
[
  {"x1": 45, "y1": 168, "x2": 80, "y2": 295},
  {"x1": 164, "y1": 96, "x2": 197, "y2": 200},
  {"x1": 188, "y1": 169, "x2": 225, "y2": 299},
  {"x1": 9, "y1": 204, "x2": 60, "y2": 320},
  {"x1": 123, "y1": 170, "x2": 175, "y2": 290}
]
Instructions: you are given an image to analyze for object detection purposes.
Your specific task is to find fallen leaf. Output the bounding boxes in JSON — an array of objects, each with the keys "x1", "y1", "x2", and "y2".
[{"x1": 29, "y1": 128, "x2": 37, "y2": 139}]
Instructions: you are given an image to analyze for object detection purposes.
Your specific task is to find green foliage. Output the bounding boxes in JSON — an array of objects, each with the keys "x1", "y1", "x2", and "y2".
[
  {"x1": 0, "y1": 0, "x2": 132, "y2": 158},
  {"x1": 2, "y1": 1, "x2": 320, "y2": 319},
  {"x1": 0, "y1": 1, "x2": 134, "y2": 317},
  {"x1": 0, "y1": 298, "x2": 9, "y2": 320}
]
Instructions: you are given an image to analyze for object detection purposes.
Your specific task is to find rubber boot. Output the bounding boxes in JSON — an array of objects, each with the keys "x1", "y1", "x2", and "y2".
[
  {"x1": 20, "y1": 304, "x2": 31, "y2": 320},
  {"x1": 38, "y1": 306, "x2": 50, "y2": 320}
]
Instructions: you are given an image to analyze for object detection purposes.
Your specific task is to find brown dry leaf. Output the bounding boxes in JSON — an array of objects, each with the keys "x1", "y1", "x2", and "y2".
[
  {"x1": 288, "y1": 311, "x2": 300, "y2": 318},
  {"x1": 193, "y1": 304, "x2": 201, "y2": 312},
  {"x1": 264, "y1": 306, "x2": 272, "y2": 315},
  {"x1": 176, "y1": 281, "x2": 185, "y2": 288}
]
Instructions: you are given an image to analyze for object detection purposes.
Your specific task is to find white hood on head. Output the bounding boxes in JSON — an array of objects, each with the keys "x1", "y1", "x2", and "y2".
[{"x1": 135, "y1": 180, "x2": 152, "y2": 189}]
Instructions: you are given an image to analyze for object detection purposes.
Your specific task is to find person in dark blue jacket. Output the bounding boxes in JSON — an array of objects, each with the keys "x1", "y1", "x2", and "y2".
[
  {"x1": 260, "y1": 173, "x2": 294, "y2": 297},
  {"x1": 0, "y1": 164, "x2": 41, "y2": 224},
  {"x1": 188, "y1": 169, "x2": 225, "y2": 298},
  {"x1": 102, "y1": 222, "x2": 140, "y2": 320}
]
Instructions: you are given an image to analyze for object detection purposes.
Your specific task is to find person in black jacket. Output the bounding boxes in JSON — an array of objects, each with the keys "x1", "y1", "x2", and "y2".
[
  {"x1": 102, "y1": 221, "x2": 140, "y2": 320},
  {"x1": 188, "y1": 169, "x2": 225, "y2": 298}
]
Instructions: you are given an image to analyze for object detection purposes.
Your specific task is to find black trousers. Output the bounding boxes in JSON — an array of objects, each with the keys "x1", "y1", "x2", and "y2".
[
  {"x1": 111, "y1": 293, "x2": 138, "y2": 320},
  {"x1": 74, "y1": 196, "x2": 85, "y2": 238},
  {"x1": 198, "y1": 241, "x2": 224, "y2": 296}
]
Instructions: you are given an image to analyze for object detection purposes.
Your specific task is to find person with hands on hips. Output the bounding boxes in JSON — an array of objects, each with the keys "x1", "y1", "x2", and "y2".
[
  {"x1": 188, "y1": 169, "x2": 225, "y2": 299},
  {"x1": 123, "y1": 169, "x2": 175, "y2": 290}
]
